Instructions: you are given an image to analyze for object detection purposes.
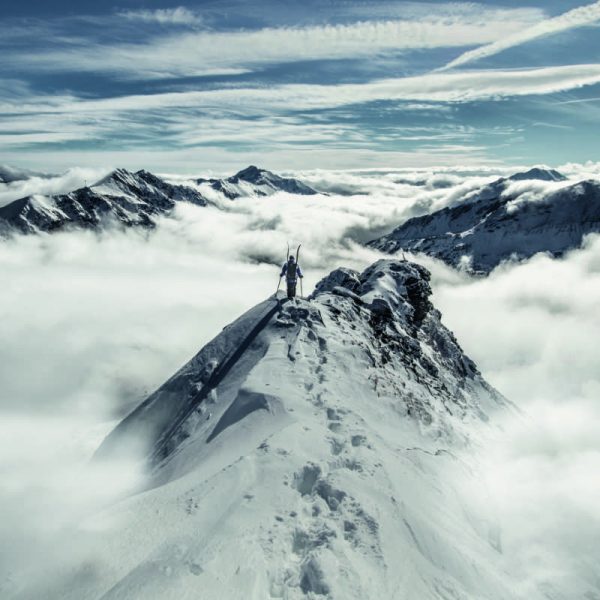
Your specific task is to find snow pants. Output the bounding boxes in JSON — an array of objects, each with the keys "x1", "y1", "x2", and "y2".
[{"x1": 286, "y1": 280, "x2": 297, "y2": 299}]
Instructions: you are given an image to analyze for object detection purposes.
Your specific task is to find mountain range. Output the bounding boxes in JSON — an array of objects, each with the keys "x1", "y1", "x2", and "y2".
[
  {"x1": 0, "y1": 166, "x2": 318, "y2": 236},
  {"x1": 368, "y1": 168, "x2": 600, "y2": 273},
  {"x1": 3, "y1": 164, "x2": 599, "y2": 277}
]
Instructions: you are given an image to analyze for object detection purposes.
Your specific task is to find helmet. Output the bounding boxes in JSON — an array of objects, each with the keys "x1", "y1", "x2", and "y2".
[{"x1": 289, "y1": 255, "x2": 295, "y2": 261}]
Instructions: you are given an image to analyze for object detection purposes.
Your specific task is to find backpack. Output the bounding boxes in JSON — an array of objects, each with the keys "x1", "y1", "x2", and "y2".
[{"x1": 287, "y1": 261, "x2": 297, "y2": 280}]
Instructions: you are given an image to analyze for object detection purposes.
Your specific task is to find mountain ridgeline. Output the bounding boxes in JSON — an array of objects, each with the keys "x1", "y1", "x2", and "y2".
[
  {"x1": 0, "y1": 169, "x2": 209, "y2": 235},
  {"x1": 368, "y1": 167, "x2": 600, "y2": 273},
  {"x1": 0, "y1": 165, "x2": 318, "y2": 236},
  {"x1": 97, "y1": 259, "x2": 507, "y2": 469}
]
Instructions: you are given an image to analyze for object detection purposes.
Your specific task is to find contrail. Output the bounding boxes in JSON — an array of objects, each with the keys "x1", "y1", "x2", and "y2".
[{"x1": 439, "y1": 0, "x2": 600, "y2": 71}]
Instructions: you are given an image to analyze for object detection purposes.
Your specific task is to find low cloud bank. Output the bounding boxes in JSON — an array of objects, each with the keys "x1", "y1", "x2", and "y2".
[
  {"x1": 424, "y1": 236, "x2": 600, "y2": 597},
  {"x1": 0, "y1": 167, "x2": 111, "y2": 207}
]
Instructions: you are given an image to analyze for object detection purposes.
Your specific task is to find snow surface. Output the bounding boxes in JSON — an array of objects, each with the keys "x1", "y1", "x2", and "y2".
[{"x1": 12, "y1": 259, "x2": 529, "y2": 600}]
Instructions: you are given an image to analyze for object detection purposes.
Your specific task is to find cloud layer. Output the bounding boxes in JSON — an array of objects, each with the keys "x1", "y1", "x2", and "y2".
[
  {"x1": 16, "y1": 8, "x2": 543, "y2": 79},
  {"x1": 425, "y1": 237, "x2": 600, "y2": 596},
  {"x1": 442, "y1": 0, "x2": 600, "y2": 70}
]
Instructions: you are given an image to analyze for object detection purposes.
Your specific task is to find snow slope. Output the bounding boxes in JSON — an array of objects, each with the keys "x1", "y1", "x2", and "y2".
[
  {"x1": 0, "y1": 168, "x2": 208, "y2": 235},
  {"x1": 196, "y1": 165, "x2": 319, "y2": 200},
  {"x1": 368, "y1": 168, "x2": 600, "y2": 273},
  {"x1": 13, "y1": 259, "x2": 529, "y2": 600}
]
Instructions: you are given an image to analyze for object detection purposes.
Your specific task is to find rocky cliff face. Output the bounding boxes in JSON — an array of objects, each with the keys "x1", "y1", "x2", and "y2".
[
  {"x1": 85, "y1": 259, "x2": 515, "y2": 600},
  {"x1": 369, "y1": 169, "x2": 600, "y2": 273}
]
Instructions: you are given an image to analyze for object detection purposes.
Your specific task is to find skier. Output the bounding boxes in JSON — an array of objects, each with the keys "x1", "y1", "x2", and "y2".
[{"x1": 280, "y1": 254, "x2": 303, "y2": 299}]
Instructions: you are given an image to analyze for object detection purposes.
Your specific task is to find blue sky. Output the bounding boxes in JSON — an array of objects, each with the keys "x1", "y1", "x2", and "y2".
[{"x1": 1, "y1": 0, "x2": 600, "y2": 172}]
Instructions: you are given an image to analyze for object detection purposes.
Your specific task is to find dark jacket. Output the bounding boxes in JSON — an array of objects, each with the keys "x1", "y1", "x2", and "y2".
[{"x1": 280, "y1": 260, "x2": 303, "y2": 282}]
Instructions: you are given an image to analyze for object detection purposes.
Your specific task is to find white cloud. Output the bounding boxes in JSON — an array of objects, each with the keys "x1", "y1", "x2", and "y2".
[
  {"x1": 501, "y1": 178, "x2": 574, "y2": 212},
  {"x1": 441, "y1": 0, "x2": 600, "y2": 70},
  {"x1": 117, "y1": 7, "x2": 204, "y2": 26},
  {"x1": 558, "y1": 159, "x2": 600, "y2": 180},
  {"x1": 422, "y1": 237, "x2": 600, "y2": 596},
  {"x1": 4, "y1": 64, "x2": 600, "y2": 117},
  {"x1": 12, "y1": 9, "x2": 543, "y2": 80},
  {"x1": 0, "y1": 167, "x2": 112, "y2": 207},
  {"x1": 0, "y1": 145, "x2": 502, "y2": 177}
]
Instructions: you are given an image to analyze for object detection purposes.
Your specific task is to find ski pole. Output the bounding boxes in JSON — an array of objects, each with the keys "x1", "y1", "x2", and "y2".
[{"x1": 300, "y1": 278, "x2": 303, "y2": 298}]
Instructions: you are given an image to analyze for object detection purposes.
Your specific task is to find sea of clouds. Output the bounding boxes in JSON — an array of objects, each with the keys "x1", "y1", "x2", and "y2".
[{"x1": 1, "y1": 163, "x2": 599, "y2": 597}]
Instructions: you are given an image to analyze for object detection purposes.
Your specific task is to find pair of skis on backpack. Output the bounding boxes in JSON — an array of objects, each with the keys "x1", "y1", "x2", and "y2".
[{"x1": 276, "y1": 243, "x2": 303, "y2": 299}]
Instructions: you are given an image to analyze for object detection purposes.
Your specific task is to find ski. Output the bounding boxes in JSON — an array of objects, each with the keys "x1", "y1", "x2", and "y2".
[
  {"x1": 277, "y1": 243, "x2": 290, "y2": 294},
  {"x1": 296, "y1": 244, "x2": 302, "y2": 298}
]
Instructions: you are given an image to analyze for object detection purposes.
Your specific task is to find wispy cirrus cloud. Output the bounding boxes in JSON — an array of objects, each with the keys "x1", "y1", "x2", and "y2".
[
  {"x1": 1, "y1": 2, "x2": 598, "y2": 170},
  {"x1": 117, "y1": 7, "x2": 204, "y2": 27},
  {"x1": 440, "y1": 0, "x2": 600, "y2": 70},
  {"x1": 4, "y1": 64, "x2": 600, "y2": 116},
  {"x1": 10, "y1": 8, "x2": 544, "y2": 80},
  {"x1": 1, "y1": 64, "x2": 599, "y2": 171}
]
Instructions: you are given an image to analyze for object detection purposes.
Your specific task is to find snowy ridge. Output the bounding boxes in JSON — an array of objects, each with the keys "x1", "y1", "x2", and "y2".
[
  {"x1": 82, "y1": 259, "x2": 517, "y2": 600},
  {"x1": 196, "y1": 165, "x2": 319, "y2": 200},
  {"x1": 368, "y1": 168, "x2": 600, "y2": 273},
  {"x1": 0, "y1": 168, "x2": 208, "y2": 235}
]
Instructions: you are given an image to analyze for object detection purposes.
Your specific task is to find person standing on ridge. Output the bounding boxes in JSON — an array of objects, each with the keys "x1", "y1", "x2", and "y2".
[{"x1": 280, "y1": 255, "x2": 303, "y2": 299}]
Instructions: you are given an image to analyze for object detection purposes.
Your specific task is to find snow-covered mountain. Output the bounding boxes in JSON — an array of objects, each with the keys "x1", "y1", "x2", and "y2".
[
  {"x1": 0, "y1": 165, "x2": 320, "y2": 236},
  {"x1": 506, "y1": 167, "x2": 566, "y2": 182},
  {"x1": 369, "y1": 168, "x2": 600, "y2": 273},
  {"x1": 68, "y1": 259, "x2": 516, "y2": 600},
  {"x1": 196, "y1": 165, "x2": 319, "y2": 199},
  {"x1": 0, "y1": 168, "x2": 208, "y2": 235}
]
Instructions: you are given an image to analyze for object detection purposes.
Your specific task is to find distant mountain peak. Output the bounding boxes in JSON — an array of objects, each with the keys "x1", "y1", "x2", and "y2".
[
  {"x1": 197, "y1": 165, "x2": 319, "y2": 199},
  {"x1": 508, "y1": 167, "x2": 566, "y2": 182},
  {"x1": 233, "y1": 164, "x2": 263, "y2": 181}
]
